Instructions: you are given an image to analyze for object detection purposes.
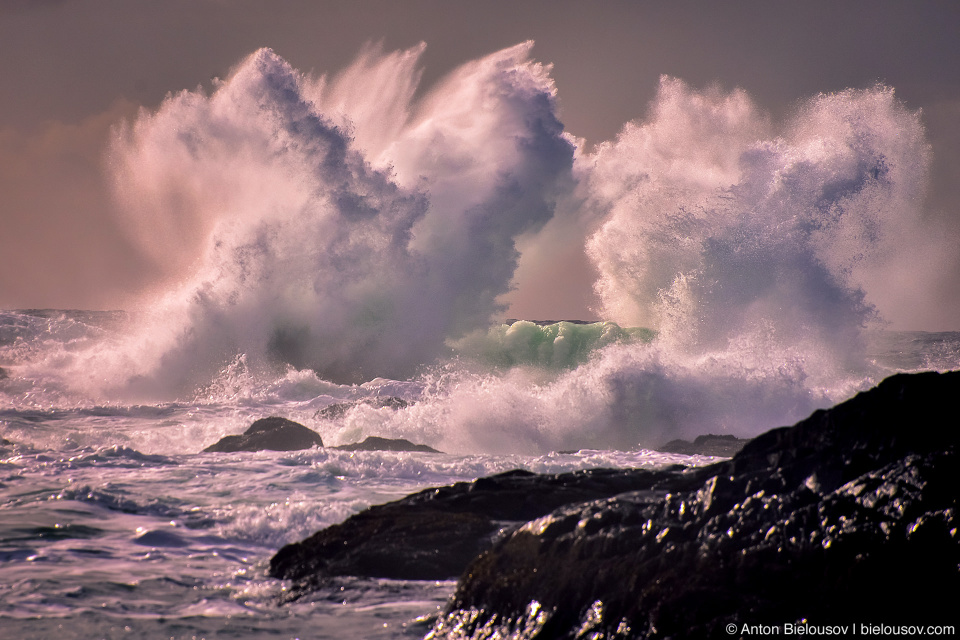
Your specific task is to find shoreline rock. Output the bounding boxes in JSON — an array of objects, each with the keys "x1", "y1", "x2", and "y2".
[
  {"x1": 268, "y1": 371, "x2": 958, "y2": 635},
  {"x1": 202, "y1": 417, "x2": 323, "y2": 453},
  {"x1": 434, "y1": 370, "x2": 960, "y2": 637},
  {"x1": 333, "y1": 436, "x2": 440, "y2": 453},
  {"x1": 656, "y1": 433, "x2": 748, "y2": 457},
  {"x1": 202, "y1": 418, "x2": 438, "y2": 454},
  {"x1": 269, "y1": 466, "x2": 687, "y2": 596}
]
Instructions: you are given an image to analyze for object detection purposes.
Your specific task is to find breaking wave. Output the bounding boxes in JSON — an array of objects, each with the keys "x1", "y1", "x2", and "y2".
[{"x1": 2, "y1": 42, "x2": 955, "y2": 453}]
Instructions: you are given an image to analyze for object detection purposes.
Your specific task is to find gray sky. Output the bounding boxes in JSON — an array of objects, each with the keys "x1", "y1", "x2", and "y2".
[{"x1": 2, "y1": 0, "x2": 959, "y2": 328}]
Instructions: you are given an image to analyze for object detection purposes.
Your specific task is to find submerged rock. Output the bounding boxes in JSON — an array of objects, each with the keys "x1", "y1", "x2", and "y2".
[
  {"x1": 657, "y1": 433, "x2": 748, "y2": 457},
  {"x1": 202, "y1": 417, "x2": 323, "y2": 453},
  {"x1": 333, "y1": 436, "x2": 440, "y2": 453},
  {"x1": 269, "y1": 466, "x2": 686, "y2": 596},
  {"x1": 433, "y1": 371, "x2": 960, "y2": 638}
]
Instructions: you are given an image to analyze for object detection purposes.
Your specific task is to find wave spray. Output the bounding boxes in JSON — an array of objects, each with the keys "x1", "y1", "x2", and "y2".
[{"x1": 5, "y1": 43, "x2": 952, "y2": 453}]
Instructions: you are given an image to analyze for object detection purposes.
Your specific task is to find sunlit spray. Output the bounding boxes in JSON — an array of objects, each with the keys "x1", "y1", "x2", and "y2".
[{"x1": 2, "y1": 44, "x2": 951, "y2": 453}]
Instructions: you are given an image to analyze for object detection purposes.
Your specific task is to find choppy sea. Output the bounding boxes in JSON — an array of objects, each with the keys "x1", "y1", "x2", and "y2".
[
  {"x1": 1, "y1": 310, "x2": 957, "y2": 639},
  {"x1": 6, "y1": 37, "x2": 960, "y2": 639}
]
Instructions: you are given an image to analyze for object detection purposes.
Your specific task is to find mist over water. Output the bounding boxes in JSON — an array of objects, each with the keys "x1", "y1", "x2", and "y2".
[{"x1": 3, "y1": 43, "x2": 955, "y2": 453}]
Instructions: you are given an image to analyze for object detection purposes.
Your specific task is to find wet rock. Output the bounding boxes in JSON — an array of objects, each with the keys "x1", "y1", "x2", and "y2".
[
  {"x1": 269, "y1": 466, "x2": 686, "y2": 596},
  {"x1": 433, "y1": 371, "x2": 960, "y2": 638},
  {"x1": 202, "y1": 417, "x2": 323, "y2": 453},
  {"x1": 315, "y1": 396, "x2": 409, "y2": 420},
  {"x1": 657, "y1": 433, "x2": 748, "y2": 457},
  {"x1": 334, "y1": 436, "x2": 440, "y2": 453}
]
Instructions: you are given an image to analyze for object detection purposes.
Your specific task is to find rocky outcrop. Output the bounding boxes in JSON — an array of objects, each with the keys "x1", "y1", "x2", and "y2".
[
  {"x1": 267, "y1": 371, "x2": 958, "y2": 635},
  {"x1": 269, "y1": 466, "x2": 687, "y2": 598},
  {"x1": 431, "y1": 371, "x2": 960, "y2": 638},
  {"x1": 657, "y1": 433, "x2": 747, "y2": 457},
  {"x1": 315, "y1": 396, "x2": 410, "y2": 420},
  {"x1": 333, "y1": 436, "x2": 440, "y2": 453},
  {"x1": 202, "y1": 416, "x2": 439, "y2": 454},
  {"x1": 202, "y1": 417, "x2": 323, "y2": 453}
]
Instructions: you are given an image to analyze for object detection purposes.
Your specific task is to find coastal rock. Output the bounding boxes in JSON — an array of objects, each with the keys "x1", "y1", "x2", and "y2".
[
  {"x1": 333, "y1": 436, "x2": 440, "y2": 453},
  {"x1": 315, "y1": 396, "x2": 409, "y2": 420},
  {"x1": 657, "y1": 433, "x2": 747, "y2": 457},
  {"x1": 269, "y1": 466, "x2": 686, "y2": 596},
  {"x1": 432, "y1": 371, "x2": 960, "y2": 638},
  {"x1": 202, "y1": 417, "x2": 323, "y2": 453}
]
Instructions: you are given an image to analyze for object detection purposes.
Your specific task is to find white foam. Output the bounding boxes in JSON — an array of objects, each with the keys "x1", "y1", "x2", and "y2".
[
  {"x1": 2, "y1": 44, "x2": 957, "y2": 457},
  {"x1": 94, "y1": 44, "x2": 575, "y2": 400}
]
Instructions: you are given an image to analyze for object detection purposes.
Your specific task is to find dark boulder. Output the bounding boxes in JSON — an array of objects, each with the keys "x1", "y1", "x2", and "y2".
[
  {"x1": 202, "y1": 417, "x2": 323, "y2": 453},
  {"x1": 333, "y1": 436, "x2": 440, "y2": 453},
  {"x1": 432, "y1": 371, "x2": 960, "y2": 638},
  {"x1": 657, "y1": 433, "x2": 748, "y2": 457},
  {"x1": 269, "y1": 466, "x2": 687, "y2": 598}
]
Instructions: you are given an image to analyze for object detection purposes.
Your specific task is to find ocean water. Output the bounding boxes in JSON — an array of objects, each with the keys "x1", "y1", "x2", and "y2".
[
  {"x1": 0, "y1": 312, "x2": 728, "y2": 639},
  {"x1": 1, "y1": 311, "x2": 957, "y2": 639},
  {"x1": 3, "y1": 41, "x2": 960, "y2": 639}
]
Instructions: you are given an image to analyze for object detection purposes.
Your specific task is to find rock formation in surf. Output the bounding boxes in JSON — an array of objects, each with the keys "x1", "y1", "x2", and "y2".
[
  {"x1": 270, "y1": 371, "x2": 958, "y2": 638},
  {"x1": 433, "y1": 370, "x2": 959, "y2": 638},
  {"x1": 202, "y1": 417, "x2": 324, "y2": 453},
  {"x1": 269, "y1": 467, "x2": 684, "y2": 595},
  {"x1": 202, "y1": 416, "x2": 438, "y2": 454},
  {"x1": 315, "y1": 396, "x2": 411, "y2": 420},
  {"x1": 333, "y1": 436, "x2": 440, "y2": 453},
  {"x1": 656, "y1": 433, "x2": 748, "y2": 457}
]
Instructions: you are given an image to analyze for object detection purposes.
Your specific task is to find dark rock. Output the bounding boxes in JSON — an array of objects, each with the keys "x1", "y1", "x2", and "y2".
[
  {"x1": 657, "y1": 433, "x2": 748, "y2": 457},
  {"x1": 0, "y1": 366, "x2": 8, "y2": 380},
  {"x1": 432, "y1": 371, "x2": 960, "y2": 638},
  {"x1": 202, "y1": 417, "x2": 323, "y2": 453},
  {"x1": 334, "y1": 436, "x2": 440, "y2": 453},
  {"x1": 269, "y1": 466, "x2": 687, "y2": 597},
  {"x1": 315, "y1": 396, "x2": 410, "y2": 420}
]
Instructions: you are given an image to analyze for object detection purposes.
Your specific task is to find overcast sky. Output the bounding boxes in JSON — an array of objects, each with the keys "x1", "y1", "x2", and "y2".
[{"x1": 2, "y1": 0, "x2": 959, "y2": 328}]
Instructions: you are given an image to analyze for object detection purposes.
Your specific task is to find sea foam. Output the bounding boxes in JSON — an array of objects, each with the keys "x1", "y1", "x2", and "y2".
[
  {"x1": 103, "y1": 43, "x2": 574, "y2": 397},
  {"x1": 1, "y1": 43, "x2": 955, "y2": 455}
]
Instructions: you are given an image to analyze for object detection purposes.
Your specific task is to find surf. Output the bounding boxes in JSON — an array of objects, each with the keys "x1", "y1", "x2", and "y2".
[{"x1": 1, "y1": 42, "x2": 954, "y2": 456}]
